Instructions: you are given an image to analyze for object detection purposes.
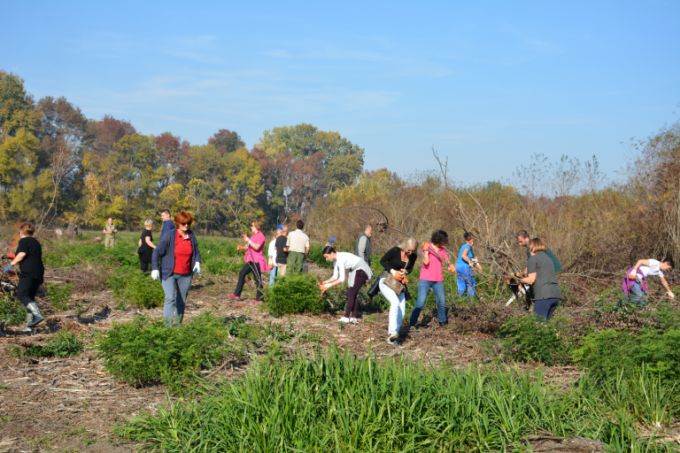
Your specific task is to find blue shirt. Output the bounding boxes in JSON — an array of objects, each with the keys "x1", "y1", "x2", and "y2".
[{"x1": 456, "y1": 243, "x2": 474, "y2": 267}]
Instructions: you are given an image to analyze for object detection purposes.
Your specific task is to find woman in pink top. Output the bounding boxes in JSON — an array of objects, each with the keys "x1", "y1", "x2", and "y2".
[
  {"x1": 228, "y1": 220, "x2": 268, "y2": 302},
  {"x1": 409, "y1": 230, "x2": 454, "y2": 327}
]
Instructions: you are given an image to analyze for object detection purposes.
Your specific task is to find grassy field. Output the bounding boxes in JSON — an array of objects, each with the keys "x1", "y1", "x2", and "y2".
[{"x1": 0, "y1": 231, "x2": 679, "y2": 451}]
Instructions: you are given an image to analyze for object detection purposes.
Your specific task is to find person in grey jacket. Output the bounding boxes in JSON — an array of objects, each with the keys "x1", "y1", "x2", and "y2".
[
  {"x1": 355, "y1": 224, "x2": 373, "y2": 265},
  {"x1": 151, "y1": 211, "x2": 201, "y2": 325}
]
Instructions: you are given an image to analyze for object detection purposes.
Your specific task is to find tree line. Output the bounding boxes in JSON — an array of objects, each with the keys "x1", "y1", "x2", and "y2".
[{"x1": 0, "y1": 70, "x2": 364, "y2": 233}]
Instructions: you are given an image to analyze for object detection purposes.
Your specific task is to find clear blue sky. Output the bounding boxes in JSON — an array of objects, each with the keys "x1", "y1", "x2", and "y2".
[{"x1": 2, "y1": 1, "x2": 679, "y2": 186}]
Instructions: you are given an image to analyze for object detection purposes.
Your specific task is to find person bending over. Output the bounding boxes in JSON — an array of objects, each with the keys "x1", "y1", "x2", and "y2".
[
  {"x1": 319, "y1": 246, "x2": 373, "y2": 323},
  {"x1": 623, "y1": 257, "x2": 674, "y2": 306}
]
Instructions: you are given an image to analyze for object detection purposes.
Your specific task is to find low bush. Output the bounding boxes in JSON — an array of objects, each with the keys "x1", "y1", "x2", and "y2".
[
  {"x1": 574, "y1": 328, "x2": 680, "y2": 383},
  {"x1": 497, "y1": 315, "x2": 573, "y2": 365},
  {"x1": 46, "y1": 282, "x2": 73, "y2": 310},
  {"x1": 98, "y1": 313, "x2": 245, "y2": 388},
  {"x1": 107, "y1": 268, "x2": 164, "y2": 309},
  {"x1": 0, "y1": 293, "x2": 26, "y2": 328},
  {"x1": 266, "y1": 274, "x2": 324, "y2": 317},
  {"x1": 16, "y1": 332, "x2": 83, "y2": 358},
  {"x1": 119, "y1": 349, "x2": 672, "y2": 452}
]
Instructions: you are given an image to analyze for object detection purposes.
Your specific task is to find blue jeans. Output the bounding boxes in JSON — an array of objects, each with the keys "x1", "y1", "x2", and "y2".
[
  {"x1": 534, "y1": 298, "x2": 560, "y2": 320},
  {"x1": 161, "y1": 274, "x2": 192, "y2": 326},
  {"x1": 628, "y1": 282, "x2": 647, "y2": 307},
  {"x1": 410, "y1": 280, "x2": 447, "y2": 325},
  {"x1": 269, "y1": 265, "x2": 278, "y2": 287},
  {"x1": 455, "y1": 264, "x2": 476, "y2": 298}
]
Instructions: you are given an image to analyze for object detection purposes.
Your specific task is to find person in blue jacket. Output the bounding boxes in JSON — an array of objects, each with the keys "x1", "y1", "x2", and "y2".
[{"x1": 151, "y1": 211, "x2": 201, "y2": 325}]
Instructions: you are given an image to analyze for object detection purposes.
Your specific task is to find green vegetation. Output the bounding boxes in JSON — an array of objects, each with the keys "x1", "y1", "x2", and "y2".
[
  {"x1": 14, "y1": 332, "x2": 83, "y2": 358},
  {"x1": 266, "y1": 273, "x2": 324, "y2": 317},
  {"x1": 97, "y1": 313, "x2": 248, "y2": 389},
  {"x1": 574, "y1": 328, "x2": 680, "y2": 383},
  {"x1": 0, "y1": 293, "x2": 25, "y2": 328},
  {"x1": 497, "y1": 315, "x2": 573, "y2": 365},
  {"x1": 46, "y1": 282, "x2": 73, "y2": 310},
  {"x1": 107, "y1": 268, "x2": 164, "y2": 309},
  {"x1": 119, "y1": 349, "x2": 677, "y2": 452}
]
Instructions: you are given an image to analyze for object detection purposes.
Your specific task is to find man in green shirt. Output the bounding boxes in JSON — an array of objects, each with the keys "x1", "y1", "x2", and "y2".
[{"x1": 516, "y1": 230, "x2": 561, "y2": 272}]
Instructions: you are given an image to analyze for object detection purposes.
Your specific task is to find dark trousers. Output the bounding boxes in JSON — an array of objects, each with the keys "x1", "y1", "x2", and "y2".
[
  {"x1": 344, "y1": 270, "x2": 369, "y2": 318},
  {"x1": 140, "y1": 259, "x2": 151, "y2": 272},
  {"x1": 17, "y1": 277, "x2": 43, "y2": 307},
  {"x1": 534, "y1": 298, "x2": 560, "y2": 320},
  {"x1": 234, "y1": 262, "x2": 263, "y2": 300}
]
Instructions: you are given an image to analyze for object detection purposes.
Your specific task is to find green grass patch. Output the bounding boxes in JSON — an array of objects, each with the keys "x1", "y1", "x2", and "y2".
[
  {"x1": 45, "y1": 282, "x2": 73, "y2": 310},
  {"x1": 118, "y1": 348, "x2": 677, "y2": 452}
]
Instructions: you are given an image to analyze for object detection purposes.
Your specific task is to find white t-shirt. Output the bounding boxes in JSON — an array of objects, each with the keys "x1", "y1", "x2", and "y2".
[
  {"x1": 331, "y1": 252, "x2": 373, "y2": 286},
  {"x1": 639, "y1": 259, "x2": 664, "y2": 278},
  {"x1": 267, "y1": 238, "x2": 277, "y2": 265}
]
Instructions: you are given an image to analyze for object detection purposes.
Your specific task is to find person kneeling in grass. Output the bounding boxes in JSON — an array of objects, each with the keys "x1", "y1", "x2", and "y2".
[
  {"x1": 519, "y1": 238, "x2": 561, "y2": 321},
  {"x1": 623, "y1": 257, "x2": 675, "y2": 306},
  {"x1": 3, "y1": 223, "x2": 45, "y2": 332},
  {"x1": 319, "y1": 246, "x2": 372, "y2": 324}
]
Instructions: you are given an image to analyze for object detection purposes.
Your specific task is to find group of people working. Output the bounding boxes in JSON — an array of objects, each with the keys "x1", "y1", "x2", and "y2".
[{"x1": 1, "y1": 215, "x2": 675, "y2": 335}]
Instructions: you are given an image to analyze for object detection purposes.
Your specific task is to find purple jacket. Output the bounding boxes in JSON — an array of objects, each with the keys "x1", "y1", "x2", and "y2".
[{"x1": 621, "y1": 266, "x2": 648, "y2": 295}]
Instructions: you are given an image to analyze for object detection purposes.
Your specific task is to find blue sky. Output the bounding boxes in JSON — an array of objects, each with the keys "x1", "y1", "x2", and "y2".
[{"x1": 2, "y1": 1, "x2": 679, "y2": 186}]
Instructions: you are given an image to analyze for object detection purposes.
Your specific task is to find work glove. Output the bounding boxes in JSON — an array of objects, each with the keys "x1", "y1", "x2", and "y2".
[
  {"x1": 193, "y1": 262, "x2": 201, "y2": 274},
  {"x1": 3, "y1": 264, "x2": 13, "y2": 273},
  {"x1": 668, "y1": 291, "x2": 676, "y2": 300},
  {"x1": 151, "y1": 270, "x2": 160, "y2": 280}
]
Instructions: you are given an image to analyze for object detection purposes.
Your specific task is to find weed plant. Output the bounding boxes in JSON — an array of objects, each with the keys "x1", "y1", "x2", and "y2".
[
  {"x1": 107, "y1": 268, "x2": 164, "y2": 309},
  {"x1": 119, "y1": 348, "x2": 675, "y2": 452},
  {"x1": 98, "y1": 313, "x2": 246, "y2": 389},
  {"x1": 574, "y1": 328, "x2": 680, "y2": 382},
  {"x1": 14, "y1": 332, "x2": 83, "y2": 358},
  {"x1": 0, "y1": 293, "x2": 25, "y2": 328},
  {"x1": 498, "y1": 314, "x2": 573, "y2": 365},
  {"x1": 266, "y1": 274, "x2": 325, "y2": 317}
]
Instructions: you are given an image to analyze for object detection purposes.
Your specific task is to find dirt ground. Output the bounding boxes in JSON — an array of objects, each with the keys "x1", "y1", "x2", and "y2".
[{"x1": 1, "y1": 267, "x2": 578, "y2": 452}]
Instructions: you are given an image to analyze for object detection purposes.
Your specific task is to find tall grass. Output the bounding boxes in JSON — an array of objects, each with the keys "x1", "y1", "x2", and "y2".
[{"x1": 118, "y1": 349, "x2": 675, "y2": 452}]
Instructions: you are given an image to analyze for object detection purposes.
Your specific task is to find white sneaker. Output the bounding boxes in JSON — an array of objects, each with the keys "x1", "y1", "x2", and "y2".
[
  {"x1": 339, "y1": 317, "x2": 351, "y2": 324},
  {"x1": 387, "y1": 333, "x2": 400, "y2": 346},
  {"x1": 349, "y1": 317, "x2": 359, "y2": 324}
]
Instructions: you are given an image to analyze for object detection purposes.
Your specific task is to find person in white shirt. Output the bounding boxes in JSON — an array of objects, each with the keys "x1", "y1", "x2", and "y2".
[
  {"x1": 625, "y1": 257, "x2": 675, "y2": 306},
  {"x1": 286, "y1": 220, "x2": 310, "y2": 274},
  {"x1": 267, "y1": 226, "x2": 282, "y2": 287},
  {"x1": 319, "y1": 246, "x2": 373, "y2": 324}
]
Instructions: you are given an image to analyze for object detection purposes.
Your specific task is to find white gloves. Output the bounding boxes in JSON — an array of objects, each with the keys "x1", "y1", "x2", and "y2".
[
  {"x1": 668, "y1": 291, "x2": 676, "y2": 300},
  {"x1": 193, "y1": 262, "x2": 201, "y2": 274},
  {"x1": 151, "y1": 270, "x2": 160, "y2": 280}
]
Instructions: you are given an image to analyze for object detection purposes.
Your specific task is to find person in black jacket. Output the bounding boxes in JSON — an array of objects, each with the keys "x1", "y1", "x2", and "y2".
[
  {"x1": 378, "y1": 237, "x2": 417, "y2": 345},
  {"x1": 3, "y1": 223, "x2": 45, "y2": 332}
]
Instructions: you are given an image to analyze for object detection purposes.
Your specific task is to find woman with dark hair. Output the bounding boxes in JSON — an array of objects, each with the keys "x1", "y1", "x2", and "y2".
[
  {"x1": 228, "y1": 220, "x2": 268, "y2": 303},
  {"x1": 319, "y1": 246, "x2": 372, "y2": 323},
  {"x1": 151, "y1": 211, "x2": 201, "y2": 325},
  {"x1": 379, "y1": 238, "x2": 418, "y2": 345},
  {"x1": 519, "y1": 238, "x2": 561, "y2": 320},
  {"x1": 410, "y1": 230, "x2": 453, "y2": 327},
  {"x1": 137, "y1": 219, "x2": 156, "y2": 272}
]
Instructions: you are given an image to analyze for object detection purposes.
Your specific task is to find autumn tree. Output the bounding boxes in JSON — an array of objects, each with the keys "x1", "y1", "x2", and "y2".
[{"x1": 208, "y1": 128, "x2": 245, "y2": 155}]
